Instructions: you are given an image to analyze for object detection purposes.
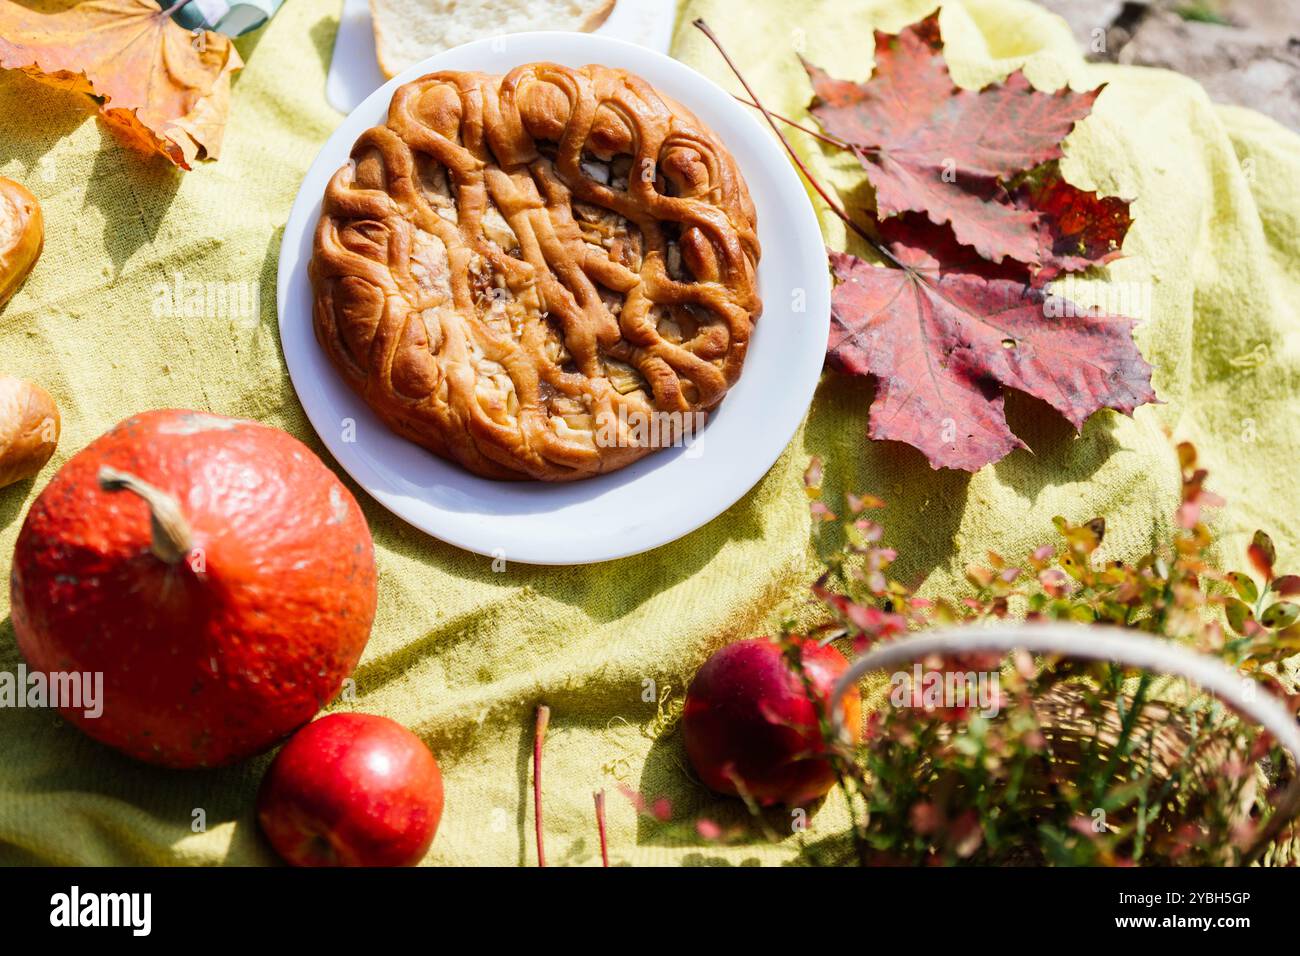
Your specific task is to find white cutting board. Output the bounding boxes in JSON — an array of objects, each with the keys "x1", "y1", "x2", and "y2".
[{"x1": 326, "y1": 0, "x2": 679, "y2": 113}]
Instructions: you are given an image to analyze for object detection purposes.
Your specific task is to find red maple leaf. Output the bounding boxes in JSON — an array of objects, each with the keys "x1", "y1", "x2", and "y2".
[
  {"x1": 689, "y1": 13, "x2": 1156, "y2": 471},
  {"x1": 827, "y1": 216, "x2": 1156, "y2": 471},
  {"x1": 804, "y1": 12, "x2": 1127, "y2": 274}
]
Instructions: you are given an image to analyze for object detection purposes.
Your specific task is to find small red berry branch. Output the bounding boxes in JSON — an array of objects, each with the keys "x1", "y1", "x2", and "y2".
[
  {"x1": 533, "y1": 704, "x2": 549, "y2": 867},
  {"x1": 532, "y1": 707, "x2": 615, "y2": 868},
  {"x1": 594, "y1": 790, "x2": 610, "y2": 867}
]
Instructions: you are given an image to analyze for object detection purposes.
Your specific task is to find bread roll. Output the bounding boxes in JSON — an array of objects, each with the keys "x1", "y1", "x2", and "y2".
[
  {"x1": 0, "y1": 177, "x2": 43, "y2": 310},
  {"x1": 0, "y1": 377, "x2": 60, "y2": 488}
]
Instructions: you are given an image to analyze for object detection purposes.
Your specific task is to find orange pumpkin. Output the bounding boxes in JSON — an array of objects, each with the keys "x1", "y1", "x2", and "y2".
[{"x1": 10, "y1": 409, "x2": 378, "y2": 768}]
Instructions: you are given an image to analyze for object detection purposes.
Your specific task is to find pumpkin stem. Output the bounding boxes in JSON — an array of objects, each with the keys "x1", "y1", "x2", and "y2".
[{"x1": 97, "y1": 466, "x2": 195, "y2": 565}]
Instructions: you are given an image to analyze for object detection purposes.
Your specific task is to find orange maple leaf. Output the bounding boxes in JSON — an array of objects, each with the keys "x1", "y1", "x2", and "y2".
[{"x1": 0, "y1": 0, "x2": 243, "y2": 169}]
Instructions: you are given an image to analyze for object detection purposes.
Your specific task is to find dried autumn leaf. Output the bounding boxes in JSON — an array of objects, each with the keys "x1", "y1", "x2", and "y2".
[
  {"x1": 811, "y1": 581, "x2": 907, "y2": 640},
  {"x1": 804, "y1": 12, "x2": 1128, "y2": 275},
  {"x1": 1261, "y1": 601, "x2": 1299, "y2": 630},
  {"x1": 847, "y1": 492, "x2": 885, "y2": 512},
  {"x1": 1011, "y1": 166, "x2": 1133, "y2": 284},
  {"x1": 1272, "y1": 574, "x2": 1300, "y2": 597},
  {"x1": 803, "y1": 455, "x2": 824, "y2": 497},
  {"x1": 1085, "y1": 516, "x2": 1107, "y2": 544},
  {"x1": 809, "y1": 500, "x2": 837, "y2": 522},
  {"x1": 691, "y1": 12, "x2": 1155, "y2": 470},
  {"x1": 827, "y1": 216, "x2": 1156, "y2": 470},
  {"x1": 1225, "y1": 598, "x2": 1255, "y2": 635},
  {"x1": 1227, "y1": 571, "x2": 1259, "y2": 604},
  {"x1": 0, "y1": 0, "x2": 242, "y2": 169},
  {"x1": 1248, "y1": 530, "x2": 1276, "y2": 582}
]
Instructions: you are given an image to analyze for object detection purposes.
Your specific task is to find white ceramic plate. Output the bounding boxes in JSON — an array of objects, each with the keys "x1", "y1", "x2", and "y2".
[{"x1": 278, "y1": 31, "x2": 830, "y2": 565}]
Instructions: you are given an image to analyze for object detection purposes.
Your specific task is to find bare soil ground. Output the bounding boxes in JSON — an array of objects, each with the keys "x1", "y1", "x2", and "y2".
[{"x1": 1034, "y1": 0, "x2": 1300, "y2": 131}]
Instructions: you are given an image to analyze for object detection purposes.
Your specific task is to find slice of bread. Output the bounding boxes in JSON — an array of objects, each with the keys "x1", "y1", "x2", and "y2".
[{"x1": 370, "y1": 0, "x2": 617, "y2": 79}]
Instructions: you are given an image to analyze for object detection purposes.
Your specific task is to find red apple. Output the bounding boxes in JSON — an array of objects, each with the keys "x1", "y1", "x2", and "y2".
[
  {"x1": 683, "y1": 637, "x2": 862, "y2": 806},
  {"x1": 257, "y1": 713, "x2": 444, "y2": 867}
]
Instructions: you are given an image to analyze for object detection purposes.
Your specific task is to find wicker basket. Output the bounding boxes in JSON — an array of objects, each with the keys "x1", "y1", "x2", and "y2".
[{"x1": 835, "y1": 623, "x2": 1300, "y2": 866}]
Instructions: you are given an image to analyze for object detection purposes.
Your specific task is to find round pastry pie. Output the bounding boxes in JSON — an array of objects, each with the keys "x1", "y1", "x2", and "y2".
[{"x1": 310, "y1": 62, "x2": 761, "y2": 481}]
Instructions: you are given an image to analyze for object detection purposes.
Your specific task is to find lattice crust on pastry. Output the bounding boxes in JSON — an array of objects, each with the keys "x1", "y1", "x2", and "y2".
[{"x1": 310, "y1": 62, "x2": 761, "y2": 481}]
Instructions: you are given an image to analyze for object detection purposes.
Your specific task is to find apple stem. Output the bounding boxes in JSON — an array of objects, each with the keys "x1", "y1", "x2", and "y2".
[
  {"x1": 594, "y1": 790, "x2": 609, "y2": 867},
  {"x1": 97, "y1": 466, "x2": 195, "y2": 566},
  {"x1": 533, "y1": 704, "x2": 550, "y2": 867},
  {"x1": 692, "y1": 19, "x2": 904, "y2": 271}
]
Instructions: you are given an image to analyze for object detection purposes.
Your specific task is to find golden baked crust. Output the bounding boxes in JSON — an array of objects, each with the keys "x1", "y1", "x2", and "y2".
[{"x1": 310, "y1": 63, "x2": 761, "y2": 481}]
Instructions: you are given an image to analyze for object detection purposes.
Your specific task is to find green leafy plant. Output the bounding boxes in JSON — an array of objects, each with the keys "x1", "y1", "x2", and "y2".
[{"x1": 758, "y1": 443, "x2": 1300, "y2": 865}]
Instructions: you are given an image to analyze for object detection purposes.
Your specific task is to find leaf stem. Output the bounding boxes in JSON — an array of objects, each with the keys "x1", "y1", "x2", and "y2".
[
  {"x1": 732, "y1": 96, "x2": 851, "y2": 150},
  {"x1": 533, "y1": 704, "x2": 550, "y2": 867},
  {"x1": 692, "y1": 19, "x2": 903, "y2": 270}
]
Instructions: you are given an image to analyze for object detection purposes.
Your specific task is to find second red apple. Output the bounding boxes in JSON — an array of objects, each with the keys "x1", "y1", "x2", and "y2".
[{"x1": 257, "y1": 713, "x2": 444, "y2": 867}]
